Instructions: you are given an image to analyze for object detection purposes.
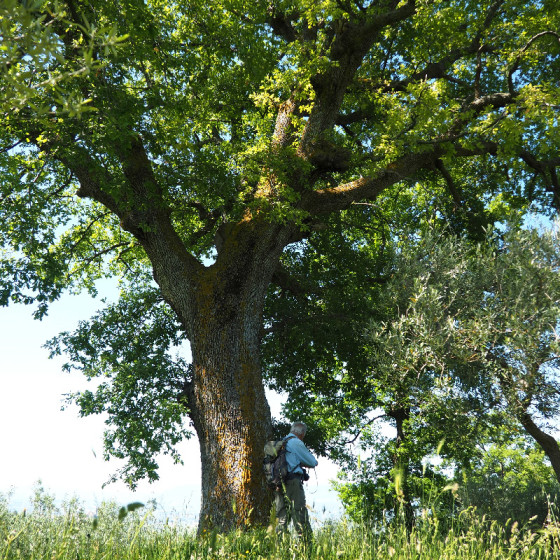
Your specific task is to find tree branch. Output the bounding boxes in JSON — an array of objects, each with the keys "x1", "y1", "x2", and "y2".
[
  {"x1": 79, "y1": 241, "x2": 131, "y2": 268},
  {"x1": 435, "y1": 158, "x2": 463, "y2": 209},
  {"x1": 508, "y1": 31, "x2": 560, "y2": 94},
  {"x1": 57, "y1": 147, "x2": 122, "y2": 216},
  {"x1": 271, "y1": 264, "x2": 307, "y2": 296},
  {"x1": 273, "y1": 96, "x2": 298, "y2": 150},
  {"x1": 66, "y1": 210, "x2": 113, "y2": 255},
  {"x1": 336, "y1": 1, "x2": 505, "y2": 127},
  {"x1": 266, "y1": 5, "x2": 298, "y2": 42},
  {"x1": 51, "y1": 135, "x2": 203, "y2": 281},
  {"x1": 343, "y1": 413, "x2": 387, "y2": 445},
  {"x1": 519, "y1": 411, "x2": 560, "y2": 483},
  {"x1": 301, "y1": 148, "x2": 440, "y2": 216},
  {"x1": 0, "y1": 139, "x2": 24, "y2": 154},
  {"x1": 519, "y1": 150, "x2": 560, "y2": 208},
  {"x1": 300, "y1": 0, "x2": 417, "y2": 156},
  {"x1": 303, "y1": 82, "x2": 518, "y2": 218}
]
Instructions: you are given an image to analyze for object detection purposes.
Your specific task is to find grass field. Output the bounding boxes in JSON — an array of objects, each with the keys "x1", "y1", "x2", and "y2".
[{"x1": 1, "y1": 490, "x2": 560, "y2": 559}]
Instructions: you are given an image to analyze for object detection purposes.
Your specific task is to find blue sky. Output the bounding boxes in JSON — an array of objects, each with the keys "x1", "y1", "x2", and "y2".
[{"x1": 0, "y1": 285, "x2": 341, "y2": 523}]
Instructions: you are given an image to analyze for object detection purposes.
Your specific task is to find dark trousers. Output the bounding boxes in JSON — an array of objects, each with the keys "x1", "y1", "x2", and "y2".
[{"x1": 274, "y1": 476, "x2": 312, "y2": 540}]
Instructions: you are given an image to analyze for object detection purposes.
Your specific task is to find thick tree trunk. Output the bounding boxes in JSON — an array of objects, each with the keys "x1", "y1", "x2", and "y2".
[
  {"x1": 188, "y1": 312, "x2": 273, "y2": 532},
  {"x1": 145, "y1": 218, "x2": 293, "y2": 533},
  {"x1": 89, "y1": 130, "x2": 297, "y2": 532}
]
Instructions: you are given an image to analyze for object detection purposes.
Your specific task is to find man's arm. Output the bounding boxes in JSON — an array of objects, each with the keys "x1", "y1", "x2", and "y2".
[{"x1": 292, "y1": 439, "x2": 318, "y2": 468}]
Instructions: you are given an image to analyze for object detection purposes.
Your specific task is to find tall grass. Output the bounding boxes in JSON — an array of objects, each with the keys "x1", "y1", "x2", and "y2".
[{"x1": 1, "y1": 489, "x2": 560, "y2": 559}]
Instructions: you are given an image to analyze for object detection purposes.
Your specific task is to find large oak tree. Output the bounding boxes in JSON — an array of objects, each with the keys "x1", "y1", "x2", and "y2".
[{"x1": 1, "y1": 0, "x2": 559, "y2": 531}]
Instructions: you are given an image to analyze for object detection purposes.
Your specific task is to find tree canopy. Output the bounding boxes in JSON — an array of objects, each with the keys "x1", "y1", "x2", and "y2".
[{"x1": 1, "y1": 0, "x2": 560, "y2": 531}]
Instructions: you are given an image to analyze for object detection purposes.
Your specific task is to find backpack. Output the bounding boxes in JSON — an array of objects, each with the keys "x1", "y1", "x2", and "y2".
[{"x1": 263, "y1": 437, "x2": 292, "y2": 489}]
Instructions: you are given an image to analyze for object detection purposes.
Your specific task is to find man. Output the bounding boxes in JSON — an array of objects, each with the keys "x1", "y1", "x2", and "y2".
[{"x1": 275, "y1": 421, "x2": 318, "y2": 541}]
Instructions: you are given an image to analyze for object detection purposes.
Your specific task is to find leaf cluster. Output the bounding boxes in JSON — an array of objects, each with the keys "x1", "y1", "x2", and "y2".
[{"x1": 46, "y1": 281, "x2": 193, "y2": 487}]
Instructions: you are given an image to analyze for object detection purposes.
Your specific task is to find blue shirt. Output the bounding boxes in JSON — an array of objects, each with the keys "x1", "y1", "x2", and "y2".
[{"x1": 284, "y1": 434, "x2": 318, "y2": 474}]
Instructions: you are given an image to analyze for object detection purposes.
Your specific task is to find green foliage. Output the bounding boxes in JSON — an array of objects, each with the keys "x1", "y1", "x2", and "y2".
[
  {"x1": 45, "y1": 280, "x2": 192, "y2": 487},
  {"x1": 334, "y1": 436, "x2": 454, "y2": 525},
  {"x1": 2, "y1": 0, "x2": 560, "y2": 504},
  {"x1": 365, "y1": 222, "x2": 560, "y2": 429},
  {"x1": 269, "y1": 218, "x2": 560, "y2": 525},
  {"x1": 3, "y1": 0, "x2": 560, "y2": 316},
  {"x1": 371, "y1": 223, "x2": 560, "y2": 521},
  {"x1": 458, "y1": 435, "x2": 560, "y2": 528},
  {"x1": 1, "y1": 0, "x2": 128, "y2": 116},
  {"x1": 336, "y1": 425, "x2": 560, "y2": 528}
]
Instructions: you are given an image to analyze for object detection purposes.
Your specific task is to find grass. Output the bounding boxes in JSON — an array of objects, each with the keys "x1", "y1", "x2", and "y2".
[{"x1": 1, "y1": 490, "x2": 560, "y2": 559}]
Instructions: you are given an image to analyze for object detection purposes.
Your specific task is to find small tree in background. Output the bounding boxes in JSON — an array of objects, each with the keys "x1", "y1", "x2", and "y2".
[
  {"x1": 458, "y1": 431, "x2": 560, "y2": 527},
  {"x1": 330, "y1": 223, "x2": 560, "y2": 524}
]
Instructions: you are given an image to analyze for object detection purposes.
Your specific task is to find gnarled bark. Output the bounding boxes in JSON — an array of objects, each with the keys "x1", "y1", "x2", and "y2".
[
  {"x1": 153, "y1": 218, "x2": 295, "y2": 532},
  {"x1": 188, "y1": 314, "x2": 272, "y2": 531}
]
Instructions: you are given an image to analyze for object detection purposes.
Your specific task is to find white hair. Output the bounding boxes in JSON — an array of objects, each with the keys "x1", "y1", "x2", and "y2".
[{"x1": 290, "y1": 421, "x2": 307, "y2": 437}]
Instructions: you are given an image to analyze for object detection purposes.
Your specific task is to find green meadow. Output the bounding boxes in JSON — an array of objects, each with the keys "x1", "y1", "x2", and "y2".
[{"x1": 2, "y1": 489, "x2": 560, "y2": 560}]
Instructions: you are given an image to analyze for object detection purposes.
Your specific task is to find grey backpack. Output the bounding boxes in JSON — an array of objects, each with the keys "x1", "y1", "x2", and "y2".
[{"x1": 263, "y1": 438, "x2": 291, "y2": 489}]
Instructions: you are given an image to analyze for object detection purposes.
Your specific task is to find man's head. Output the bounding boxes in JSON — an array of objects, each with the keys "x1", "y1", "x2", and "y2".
[{"x1": 290, "y1": 421, "x2": 307, "y2": 440}]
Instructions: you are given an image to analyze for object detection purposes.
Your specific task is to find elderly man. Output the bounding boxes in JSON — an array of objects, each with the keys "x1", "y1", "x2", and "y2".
[{"x1": 274, "y1": 421, "x2": 318, "y2": 541}]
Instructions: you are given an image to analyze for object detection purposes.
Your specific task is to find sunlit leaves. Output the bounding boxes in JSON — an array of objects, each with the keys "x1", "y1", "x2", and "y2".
[{"x1": 0, "y1": 0, "x2": 127, "y2": 117}]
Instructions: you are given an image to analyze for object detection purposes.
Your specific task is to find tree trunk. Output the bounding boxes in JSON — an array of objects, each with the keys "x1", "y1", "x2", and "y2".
[
  {"x1": 187, "y1": 311, "x2": 273, "y2": 533},
  {"x1": 497, "y1": 369, "x2": 560, "y2": 485},
  {"x1": 147, "y1": 219, "x2": 293, "y2": 533},
  {"x1": 388, "y1": 406, "x2": 415, "y2": 531},
  {"x1": 519, "y1": 411, "x2": 560, "y2": 484}
]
